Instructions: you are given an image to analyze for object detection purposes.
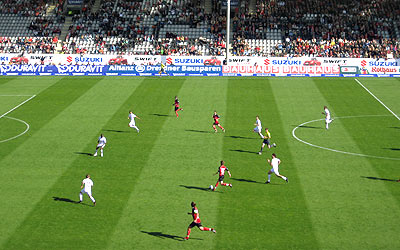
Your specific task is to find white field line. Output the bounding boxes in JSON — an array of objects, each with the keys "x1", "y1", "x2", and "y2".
[
  {"x1": 355, "y1": 78, "x2": 400, "y2": 121},
  {"x1": 0, "y1": 95, "x2": 36, "y2": 119},
  {"x1": 0, "y1": 116, "x2": 30, "y2": 143},
  {"x1": 292, "y1": 115, "x2": 400, "y2": 161}
]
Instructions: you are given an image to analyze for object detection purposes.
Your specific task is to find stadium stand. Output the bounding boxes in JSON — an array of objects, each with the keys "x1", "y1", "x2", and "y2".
[
  {"x1": 0, "y1": 0, "x2": 64, "y2": 53},
  {"x1": 62, "y1": 0, "x2": 225, "y2": 55},
  {"x1": 233, "y1": 0, "x2": 400, "y2": 58},
  {"x1": 0, "y1": 0, "x2": 399, "y2": 58}
]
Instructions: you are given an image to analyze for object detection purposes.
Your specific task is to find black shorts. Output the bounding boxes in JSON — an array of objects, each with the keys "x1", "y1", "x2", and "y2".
[
  {"x1": 160, "y1": 68, "x2": 166, "y2": 73},
  {"x1": 175, "y1": 106, "x2": 179, "y2": 111},
  {"x1": 189, "y1": 221, "x2": 202, "y2": 228},
  {"x1": 213, "y1": 122, "x2": 219, "y2": 126},
  {"x1": 218, "y1": 175, "x2": 225, "y2": 182},
  {"x1": 263, "y1": 139, "x2": 270, "y2": 145}
]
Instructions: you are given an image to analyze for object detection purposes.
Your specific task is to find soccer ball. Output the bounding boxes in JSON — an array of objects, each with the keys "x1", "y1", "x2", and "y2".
[{"x1": 209, "y1": 185, "x2": 213, "y2": 190}]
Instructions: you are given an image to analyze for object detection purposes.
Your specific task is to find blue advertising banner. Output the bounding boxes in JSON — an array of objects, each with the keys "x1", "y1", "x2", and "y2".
[{"x1": 0, "y1": 64, "x2": 399, "y2": 77}]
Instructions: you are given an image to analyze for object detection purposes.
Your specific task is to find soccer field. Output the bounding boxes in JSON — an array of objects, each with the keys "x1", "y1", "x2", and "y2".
[{"x1": 0, "y1": 76, "x2": 399, "y2": 250}]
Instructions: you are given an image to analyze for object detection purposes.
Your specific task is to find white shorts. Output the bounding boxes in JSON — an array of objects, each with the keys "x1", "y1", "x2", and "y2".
[
  {"x1": 270, "y1": 166, "x2": 280, "y2": 176},
  {"x1": 80, "y1": 189, "x2": 92, "y2": 196},
  {"x1": 129, "y1": 122, "x2": 136, "y2": 127},
  {"x1": 254, "y1": 126, "x2": 262, "y2": 133},
  {"x1": 96, "y1": 144, "x2": 105, "y2": 149}
]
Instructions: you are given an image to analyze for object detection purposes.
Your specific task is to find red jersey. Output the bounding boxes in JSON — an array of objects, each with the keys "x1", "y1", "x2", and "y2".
[
  {"x1": 213, "y1": 114, "x2": 220, "y2": 123},
  {"x1": 192, "y1": 206, "x2": 201, "y2": 223},
  {"x1": 218, "y1": 165, "x2": 228, "y2": 177},
  {"x1": 174, "y1": 99, "x2": 180, "y2": 107}
]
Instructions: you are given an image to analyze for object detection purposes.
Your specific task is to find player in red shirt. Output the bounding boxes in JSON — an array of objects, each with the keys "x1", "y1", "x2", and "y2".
[
  {"x1": 185, "y1": 201, "x2": 216, "y2": 240},
  {"x1": 213, "y1": 160, "x2": 232, "y2": 191},
  {"x1": 173, "y1": 96, "x2": 183, "y2": 117},
  {"x1": 212, "y1": 111, "x2": 225, "y2": 132}
]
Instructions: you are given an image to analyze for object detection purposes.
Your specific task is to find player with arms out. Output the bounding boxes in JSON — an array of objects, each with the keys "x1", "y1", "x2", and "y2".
[
  {"x1": 93, "y1": 134, "x2": 106, "y2": 157},
  {"x1": 258, "y1": 128, "x2": 277, "y2": 155},
  {"x1": 213, "y1": 160, "x2": 232, "y2": 191},
  {"x1": 212, "y1": 111, "x2": 225, "y2": 133},
  {"x1": 253, "y1": 116, "x2": 264, "y2": 138},
  {"x1": 266, "y1": 153, "x2": 288, "y2": 184},
  {"x1": 173, "y1": 96, "x2": 183, "y2": 117},
  {"x1": 185, "y1": 201, "x2": 216, "y2": 240},
  {"x1": 128, "y1": 110, "x2": 141, "y2": 133},
  {"x1": 322, "y1": 106, "x2": 333, "y2": 129},
  {"x1": 78, "y1": 174, "x2": 96, "y2": 206},
  {"x1": 159, "y1": 62, "x2": 167, "y2": 76}
]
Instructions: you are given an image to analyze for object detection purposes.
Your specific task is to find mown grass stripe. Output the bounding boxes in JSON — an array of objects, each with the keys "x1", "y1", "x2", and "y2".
[
  {"x1": 213, "y1": 77, "x2": 320, "y2": 249},
  {"x1": 283, "y1": 77, "x2": 399, "y2": 250},
  {"x1": 3, "y1": 77, "x2": 185, "y2": 250},
  {"x1": 0, "y1": 76, "x2": 143, "y2": 249},
  {"x1": 0, "y1": 76, "x2": 18, "y2": 86},
  {"x1": 0, "y1": 77, "x2": 98, "y2": 162},
  {"x1": 314, "y1": 78, "x2": 400, "y2": 203},
  {"x1": 107, "y1": 77, "x2": 228, "y2": 249}
]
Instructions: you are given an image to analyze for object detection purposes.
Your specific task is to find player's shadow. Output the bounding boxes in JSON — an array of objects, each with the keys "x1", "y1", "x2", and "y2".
[
  {"x1": 74, "y1": 152, "x2": 92, "y2": 156},
  {"x1": 52, "y1": 196, "x2": 94, "y2": 206},
  {"x1": 103, "y1": 129, "x2": 129, "y2": 133},
  {"x1": 225, "y1": 135, "x2": 258, "y2": 140},
  {"x1": 141, "y1": 231, "x2": 202, "y2": 241},
  {"x1": 383, "y1": 147, "x2": 400, "y2": 151},
  {"x1": 179, "y1": 185, "x2": 211, "y2": 192},
  {"x1": 185, "y1": 129, "x2": 212, "y2": 134},
  {"x1": 231, "y1": 178, "x2": 264, "y2": 184},
  {"x1": 179, "y1": 185, "x2": 219, "y2": 192},
  {"x1": 229, "y1": 149, "x2": 258, "y2": 154},
  {"x1": 53, "y1": 197, "x2": 78, "y2": 203},
  {"x1": 389, "y1": 127, "x2": 400, "y2": 129},
  {"x1": 149, "y1": 113, "x2": 170, "y2": 117},
  {"x1": 361, "y1": 176, "x2": 398, "y2": 182},
  {"x1": 295, "y1": 125, "x2": 323, "y2": 129}
]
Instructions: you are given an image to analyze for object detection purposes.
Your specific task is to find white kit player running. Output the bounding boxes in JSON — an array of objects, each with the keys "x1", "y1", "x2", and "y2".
[
  {"x1": 266, "y1": 153, "x2": 288, "y2": 184},
  {"x1": 93, "y1": 134, "x2": 106, "y2": 157},
  {"x1": 79, "y1": 174, "x2": 96, "y2": 206},
  {"x1": 322, "y1": 106, "x2": 333, "y2": 129},
  {"x1": 128, "y1": 111, "x2": 141, "y2": 133},
  {"x1": 253, "y1": 116, "x2": 264, "y2": 139}
]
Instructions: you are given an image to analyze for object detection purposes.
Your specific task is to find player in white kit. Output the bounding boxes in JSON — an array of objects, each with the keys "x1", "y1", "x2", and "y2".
[
  {"x1": 322, "y1": 106, "x2": 333, "y2": 129},
  {"x1": 266, "y1": 153, "x2": 288, "y2": 184},
  {"x1": 253, "y1": 116, "x2": 264, "y2": 139},
  {"x1": 128, "y1": 111, "x2": 141, "y2": 133},
  {"x1": 93, "y1": 134, "x2": 106, "y2": 157},
  {"x1": 78, "y1": 174, "x2": 96, "y2": 206}
]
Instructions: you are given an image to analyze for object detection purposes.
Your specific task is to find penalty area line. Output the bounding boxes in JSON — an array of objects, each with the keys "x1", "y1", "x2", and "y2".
[
  {"x1": 355, "y1": 78, "x2": 400, "y2": 122},
  {"x1": 0, "y1": 95, "x2": 36, "y2": 119}
]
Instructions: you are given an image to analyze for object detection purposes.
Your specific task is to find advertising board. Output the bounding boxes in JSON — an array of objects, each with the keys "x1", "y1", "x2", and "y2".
[{"x1": 0, "y1": 53, "x2": 399, "y2": 77}]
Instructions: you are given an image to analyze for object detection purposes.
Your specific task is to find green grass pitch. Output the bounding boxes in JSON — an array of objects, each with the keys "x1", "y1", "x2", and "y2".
[{"x1": 0, "y1": 76, "x2": 399, "y2": 249}]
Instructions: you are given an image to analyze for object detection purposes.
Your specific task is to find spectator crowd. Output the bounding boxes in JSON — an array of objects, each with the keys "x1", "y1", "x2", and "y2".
[{"x1": 0, "y1": 0, "x2": 399, "y2": 58}]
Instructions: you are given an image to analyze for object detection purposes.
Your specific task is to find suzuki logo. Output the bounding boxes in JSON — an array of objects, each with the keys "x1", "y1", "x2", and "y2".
[
  {"x1": 264, "y1": 59, "x2": 270, "y2": 66},
  {"x1": 361, "y1": 60, "x2": 367, "y2": 67},
  {"x1": 67, "y1": 56, "x2": 73, "y2": 63},
  {"x1": 166, "y1": 57, "x2": 172, "y2": 65}
]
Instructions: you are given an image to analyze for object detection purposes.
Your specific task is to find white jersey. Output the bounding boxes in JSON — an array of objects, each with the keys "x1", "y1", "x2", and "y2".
[
  {"x1": 97, "y1": 136, "x2": 107, "y2": 146},
  {"x1": 82, "y1": 178, "x2": 94, "y2": 193},
  {"x1": 271, "y1": 157, "x2": 280, "y2": 168},
  {"x1": 256, "y1": 119, "x2": 262, "y2": 128},
  {"x1": 129, "y1": 113, "x2": 137, "y2": 122},
  {"x1": 324, "y1": 108, "x2": 331, "y2": 119}
]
